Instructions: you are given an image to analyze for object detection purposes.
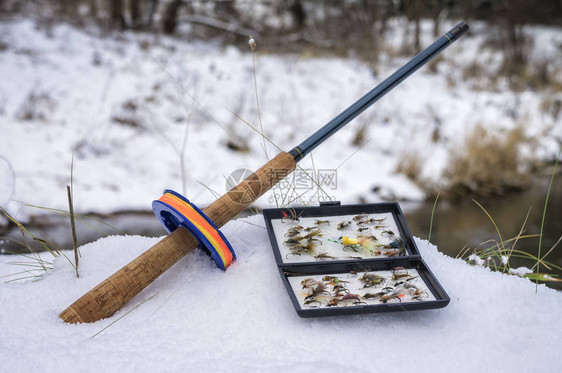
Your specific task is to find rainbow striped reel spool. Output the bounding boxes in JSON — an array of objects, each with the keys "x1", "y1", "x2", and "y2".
[{"x1": 152, "y1": 190, "x2": 236, "y2": 270}]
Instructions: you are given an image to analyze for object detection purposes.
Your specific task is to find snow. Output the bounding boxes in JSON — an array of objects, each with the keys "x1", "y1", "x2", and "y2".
[
  {"x1": 1, "y1": 17, "x2": 561, "y2": 371},
  {"x1": 0, "y1": 214, "x2": 560, "y2": 372},
  {"x1": 468, "y1": 253, "x2": 485, "y2": 266},
  {"x1": 510, "y1": 266, "x2": 533, "y2": 277}
]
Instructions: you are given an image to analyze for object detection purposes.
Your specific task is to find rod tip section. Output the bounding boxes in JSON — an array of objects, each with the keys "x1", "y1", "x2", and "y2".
[{"x1": 447, "y1": 22, "x2": 469, "y2": 41}]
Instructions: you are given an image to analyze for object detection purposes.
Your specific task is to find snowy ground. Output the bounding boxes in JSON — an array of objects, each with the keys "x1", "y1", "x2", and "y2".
[
  {"x1": 0, "y1": 18, "x2": 561, "y2": 222},
  {"x1": 0, "y1": 215, "x2": 560, "y2": 372}
]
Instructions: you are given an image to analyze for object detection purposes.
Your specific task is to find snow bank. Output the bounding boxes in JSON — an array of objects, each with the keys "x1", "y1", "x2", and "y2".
[{"x1": 1, "y1": 215, "x2": 560, "y2": 372}]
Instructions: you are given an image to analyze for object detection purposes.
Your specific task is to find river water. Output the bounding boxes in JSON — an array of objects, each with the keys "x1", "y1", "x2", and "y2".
[{"x1": 402, "y1": 172, "x2": 561, "y2": 289}]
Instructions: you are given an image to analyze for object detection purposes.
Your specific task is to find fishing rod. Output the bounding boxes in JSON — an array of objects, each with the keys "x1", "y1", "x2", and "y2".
[
  {"x1": 60, "y1": 22, "x2": 469, "y2": 324},
  {"x1": 290, "y1": 22, "x2": 468, "y2": 161}
]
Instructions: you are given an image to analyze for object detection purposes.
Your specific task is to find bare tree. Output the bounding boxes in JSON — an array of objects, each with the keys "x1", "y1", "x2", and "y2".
[
  {"x1": 289, "y1": 0, "x2": 306, "y2": 30},
  {"x1": 111, "y1": 0, "x2": 126, "y2": 29},
  {"x1": 131, "y1": 0, "x2": 141, "y2": 27},
  {"x1": 145, "y1": 0, "x2": 159, "y2": 28},
  {"x1": 57, "y1": 0, "x2": 77, "y2": 17},
  {"x1": 404, "y1": 0, "x2": 423, "y2": 51},
  {"x1": 504, "y1": 0, "x2": 530, "y2": 65},
  {"x1": 89, "y1": 0, "x2": 98, "y2": 19},
  {"x1": 163, "y1": 0, "x2": 183, "y2": 34}
]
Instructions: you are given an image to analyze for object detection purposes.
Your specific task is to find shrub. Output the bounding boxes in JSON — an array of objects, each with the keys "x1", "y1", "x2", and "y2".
[{"x1": 444, "y1": 124, "x2": 531, "y2": 198}]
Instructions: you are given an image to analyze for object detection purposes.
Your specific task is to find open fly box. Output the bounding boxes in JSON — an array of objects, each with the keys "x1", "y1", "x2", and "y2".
[{"x1": 263, "y1": 202, "x2": 449, "y2": 317}]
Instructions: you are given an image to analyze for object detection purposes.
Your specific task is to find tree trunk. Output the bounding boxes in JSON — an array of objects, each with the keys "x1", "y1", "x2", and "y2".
[
  {"x1": 379, "y1": 0, "x2": 395, "y2": 37},
  {"x1": 463, "y1": 0, "x2": 472, "y2": 21},
  {"x1": 289, "y1": 0, "x2": 306, "y2": 30},
  {"x1": 58, "y1": 0, "x2": 77, "y2": 16},
  {"x1": 131, "y1": 0, "x2": 141, "y2": 27},
  {"x1": 145, "y1": 0, "x2": 159, "y2": 28},
  {"x1": 413, "y1": 0, "x2": 421, "y2": 50},
  {"x1": 89, "y1": 0, "x2": 98, "y2": 19},
  {"x1": 414, "y1": 16, "x2": 420, "y2": 50},
  {"x1": 163, "y1": 0, "x2": 183, "y2": 34},
  {"x1": 432, "y1": 0, "x2": 443, "y2": 37},
  {"x1": 112, "y1": 0, "x2": 126, "y2": 29}
]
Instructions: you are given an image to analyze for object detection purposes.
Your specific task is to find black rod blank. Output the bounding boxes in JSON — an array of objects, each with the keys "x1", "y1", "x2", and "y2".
[{"x1": 289, "y1": 22, "x2": 469, "y2": 162}]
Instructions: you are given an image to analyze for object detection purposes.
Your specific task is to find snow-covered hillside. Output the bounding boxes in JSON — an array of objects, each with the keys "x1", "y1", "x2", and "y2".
[{"x1": 0, "y1": 18, "x2": 560, "y2": 220}]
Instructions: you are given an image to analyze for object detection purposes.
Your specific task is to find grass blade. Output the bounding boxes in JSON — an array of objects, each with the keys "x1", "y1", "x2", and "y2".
[
  {"x1": 531, "y1": 236, "x2": 561, "y2": 271},
  {"x1": 428, "y1": 191, "x2": 440, "y2": 243},
  {"x1": 536, "y1": 149, "x2": 560, "y2": 292},
  {"x1": 524, "y1": 273, "x2": 562, "y2": 282},
  {"x1": 67, "y1": 185, "x2": 79, "y2": 278},
  {"x1": 249, "y1": 37, "x2": 268, "y2": 160},
  {"x1": 473, "y1": 199, "x2": 507, "y2": 268}
]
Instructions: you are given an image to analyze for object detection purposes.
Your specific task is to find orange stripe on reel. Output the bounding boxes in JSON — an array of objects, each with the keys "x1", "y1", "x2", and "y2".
[{"x1": 152, "y1": 190, "x2": 235, "y2": 270}]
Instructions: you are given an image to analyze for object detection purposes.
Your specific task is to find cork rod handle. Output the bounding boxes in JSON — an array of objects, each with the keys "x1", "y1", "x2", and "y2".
[{"x1": 59, "y1": 152, "x2": 297, "y2": 323}]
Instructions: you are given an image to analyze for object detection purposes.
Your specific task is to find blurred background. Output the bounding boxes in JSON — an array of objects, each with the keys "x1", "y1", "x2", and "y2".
[{"x1": 0, "y1": 1, "x2": 560, "y2": 284}]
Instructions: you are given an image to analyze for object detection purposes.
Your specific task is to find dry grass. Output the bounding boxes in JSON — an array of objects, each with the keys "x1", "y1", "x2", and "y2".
[
  {"x1": 427, "y1": 54, "x2": 443, "y2": 74},
  {"x1": 505, "y1": 59, "x2": 562, "y2": 92},
  {"x1": 395, "y1": 151, "x2": 423, "y2": 186},
  {"x1": 16, "y1": 89, "x2": 56, "y2": 122},
  {"x1": 539, "y1": 93, "x2": 562, "y2": 120},
  {"x1": 351, "y1": 123, "x2": 368, "y2": 147},
  {"x1": 396, "y1": 124, "x2": 535, "y2": 199},
  {"x1": 444, "y1": 124, "x2": 531, "y2": 199},
  {"x1": 461, "y1": 61, "x2": 500, "y2": 92}
]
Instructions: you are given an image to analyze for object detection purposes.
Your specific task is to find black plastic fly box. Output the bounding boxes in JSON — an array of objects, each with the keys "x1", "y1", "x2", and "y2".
[{"x1": 262, "y1": 202, "x2": 450, "y2": 317}]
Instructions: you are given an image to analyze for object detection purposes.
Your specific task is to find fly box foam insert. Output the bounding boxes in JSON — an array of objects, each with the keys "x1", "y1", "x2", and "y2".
[
  {"x1": 270, "y1": 211, "x2": 406, "y2": 263},
  {"x1": 288, "y1": 268, "x2": 437, "y2": 309}
]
